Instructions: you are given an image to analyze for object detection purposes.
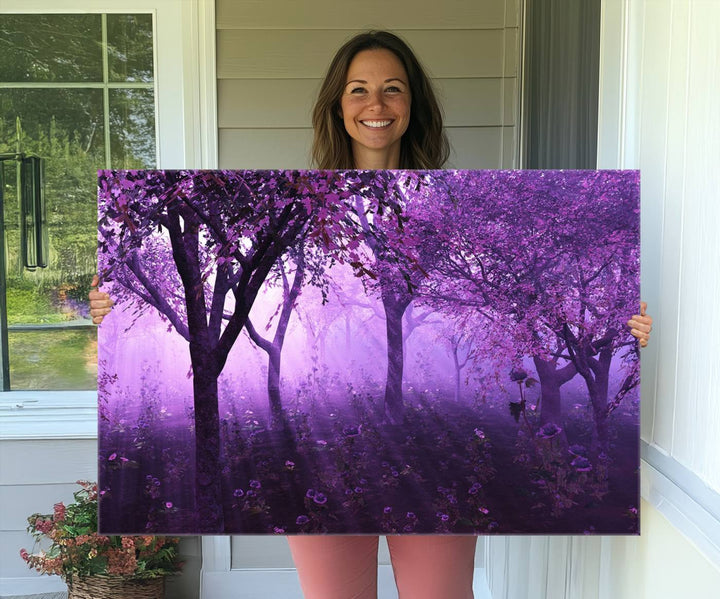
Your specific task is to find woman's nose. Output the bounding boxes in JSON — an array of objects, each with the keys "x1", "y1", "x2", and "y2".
[{"x1": 366, "y1": 89, "x2": 385, "y2": 110}]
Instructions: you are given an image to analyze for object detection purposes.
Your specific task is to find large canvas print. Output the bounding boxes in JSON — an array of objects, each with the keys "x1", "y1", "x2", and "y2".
[{"x1": 97, "y1": 169, "x2": 640, "y2": 535}]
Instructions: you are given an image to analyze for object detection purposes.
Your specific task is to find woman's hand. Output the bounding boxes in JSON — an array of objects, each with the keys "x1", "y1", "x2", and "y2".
[
  {"x1": 89, "y1": 275, "x2": 114, "y2": 325},
  {"x1": 627, "y1": 301, "x2": 653, "y2": 348}
]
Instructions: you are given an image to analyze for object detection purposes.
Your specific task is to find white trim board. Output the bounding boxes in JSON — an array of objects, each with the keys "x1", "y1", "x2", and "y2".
[{"x1": 641, "y1": 442, "x2": 720, "y2": 568}]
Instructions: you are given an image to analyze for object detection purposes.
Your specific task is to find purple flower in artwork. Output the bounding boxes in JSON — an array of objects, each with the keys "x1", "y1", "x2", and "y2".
[
  {"x1": 296, "y1": 515, "x2": 309, "y2": 525},
  {"x1": 108, "y1": 453, "x2": 117, "y2": 461},
  {"x1": 383, "y1": 506, "x2": 393, "y2": 514},
  {"x1": 354, "y1": 487, "x2": 364, "y2": 494},
  {"x1": 478, "y1": 507, "x2": 489, "y2": 514},
  {"x1": 568, "y1": 444, "x2": 587, "y2": 456},
  {"x1": 537, "y1": 422, "x2": 562, "y2": 439},
  {"x1": 468, "y1": 483, "x2": 482, "y2": 495},
  {"x1": 165, "y1": 501, "x2": 173, "y2": 509},
  {"x1": 306, "y1": 489, "x2": 316, "y2": 499},
  {"x1": 233, "y1": 488, "x2": 245, "y2": 498},
  {"x1": 344, "y1": 488, "x2": 354, "y2": 496},
  {"x1": 313, "y1": 493, "x2": 327, "y2": 505},
  {"x1": 249, "y1": 480, "x2": 261, "y2": 489},
  {"x1": 403, "y1": 524, "x2": 414, "y2": 533},
  {"x1": 273, "y1": 527, "x2": 285, "y2": 534},
  {"x1": 406, "y1": 512, "x2": 417, "y2": 520},
  {"x1": 246, "y1": 490, "x2": 255, "y2": 497},
  {"x1": 342, "y1": 424, "x2": 362, "y2": 437},
  {"x1": 473, "y1": 428, "x2": 485, "y2": 439},
  {"x1": 391, "y1": 469, "x2": 399, "y2": 477},
  {"x1": 285, "y1": 460, "x2": 295, "y2": 469},
  {"x1": 571, "y1": 456, "x2": 592, "y2": 472}
]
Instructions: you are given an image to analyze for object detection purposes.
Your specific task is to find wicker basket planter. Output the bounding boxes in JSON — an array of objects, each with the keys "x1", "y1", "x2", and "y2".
[{"x1": 67, "y1": 575, "x2": 164, "y2": 599}]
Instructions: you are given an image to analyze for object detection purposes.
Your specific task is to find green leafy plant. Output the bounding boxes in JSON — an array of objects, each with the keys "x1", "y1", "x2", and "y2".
[{"x1": 20, "y1": 481, "x2": 182, "y2": 583}]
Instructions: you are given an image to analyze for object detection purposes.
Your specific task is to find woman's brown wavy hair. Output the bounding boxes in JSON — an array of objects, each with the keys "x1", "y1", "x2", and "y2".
[{"x1": 311, "y1": 31, "x2": 449, "y2": 170}]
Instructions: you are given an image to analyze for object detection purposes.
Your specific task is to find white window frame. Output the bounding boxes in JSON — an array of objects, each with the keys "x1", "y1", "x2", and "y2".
[{"x1": 0, "y1": 0, "x2": 218, "y2": 440}]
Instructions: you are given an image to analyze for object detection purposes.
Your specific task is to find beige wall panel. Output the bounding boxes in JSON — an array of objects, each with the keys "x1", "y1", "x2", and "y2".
[
  {"x1": 218, "y1": 79, "x2": 320, "y2": 128},
  {"x1": 502, "y1": 126, "x2": 518, "y2": 168},
  {"x1": 220, "y1": 127, "x2": 509, "y2": 170},
  {"x1": 219, "y1": 128, "x2": 314, "y2": 169},
  {"x1": 217, "y1": 29, "x2": 506, "y2": 79},
  {"x1": 446, "y1": 127, "x2": 504, "y2": 169},
  {"x1": 503, "y1": 77, "x2": 517, "y2": 126},
  {"x1": 503, "y1": 27, "x2": 519, "y2": 77},
  {"x1": 0, "y1": 483, "x2": 80, "y2": 530},
  {"x1": 1, "y1": 531, "x2": 40, "y2": 578},
  {"x1": 0, "y1": 440, "x2": 96, "y2": 485},
  {"x1": 505, "y1": 0, "x2": 521, "y2": 27},
  {"x1": 217, "y1": 0, "x2": 507, "y2": 30},
  {"x1": 230, "y1": 535, "x2": 296, "y2": 569},
  {"x1": 437, "y1": 79, "x2": 504, "y2": 127},
  {"x1": 219, "y1": 78, "x2": 511, "y2": 128}
]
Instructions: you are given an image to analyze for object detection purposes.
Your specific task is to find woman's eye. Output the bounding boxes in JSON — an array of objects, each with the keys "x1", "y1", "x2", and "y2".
[
  {"x1": 349, "y1": 87, "x2": 367, "y2": 94},
  {"x1": 385, "y1": 86, "x2": 402, "y2": 93}
]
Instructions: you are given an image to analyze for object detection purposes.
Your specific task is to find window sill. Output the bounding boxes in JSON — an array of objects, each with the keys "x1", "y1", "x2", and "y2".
[
  {"x1": 0, "y1": 391, "x2": 97, "y2": 440},
  {"x1": 641, "y1": 440, "x2": 720, "y2": 567}
]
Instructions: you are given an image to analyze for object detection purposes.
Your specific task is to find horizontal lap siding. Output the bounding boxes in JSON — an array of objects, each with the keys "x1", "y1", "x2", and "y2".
[{"x1": 217, "y1": 0, "x2": 520, "y2": 171}]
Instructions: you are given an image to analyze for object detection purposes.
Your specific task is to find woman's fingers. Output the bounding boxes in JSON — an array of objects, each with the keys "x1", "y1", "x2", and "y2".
[
  {"x1": 627, "y1": 301, "x2": 653, "y2": 348},
  {"x1": 89, "y1": 275, "x2": 114, "y2": 324}
]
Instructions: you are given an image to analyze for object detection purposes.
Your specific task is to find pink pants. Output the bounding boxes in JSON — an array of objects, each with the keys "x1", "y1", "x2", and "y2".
[{"x1": 287, "y1": 535, "x2": 477, "y2": 599}]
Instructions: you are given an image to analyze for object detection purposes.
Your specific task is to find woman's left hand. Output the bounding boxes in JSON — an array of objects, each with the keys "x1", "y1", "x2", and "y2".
[{"x1": 627, "y1": 301, "x2": 653, "y2": 348}]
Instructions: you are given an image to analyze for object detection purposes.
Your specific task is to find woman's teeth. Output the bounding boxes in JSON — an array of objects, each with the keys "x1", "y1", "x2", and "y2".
[{"x1": 362, "y1": 120, "x2": 392, "y2": 128}]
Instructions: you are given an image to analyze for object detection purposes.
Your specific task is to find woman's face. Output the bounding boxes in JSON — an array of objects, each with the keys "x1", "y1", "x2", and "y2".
[{"x1": 339, "y1": 48, "x2": 411, "y2": 169}]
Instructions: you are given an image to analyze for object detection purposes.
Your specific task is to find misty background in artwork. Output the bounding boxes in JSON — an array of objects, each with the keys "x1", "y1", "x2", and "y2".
[{"x1": 97, "y1": 169, "x2": 640, "y2": 535}]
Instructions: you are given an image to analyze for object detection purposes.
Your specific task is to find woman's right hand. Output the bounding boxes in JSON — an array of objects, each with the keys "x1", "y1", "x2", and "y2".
[{"x1": 89, "y1": 275, "x2": 114, "y2": 325}]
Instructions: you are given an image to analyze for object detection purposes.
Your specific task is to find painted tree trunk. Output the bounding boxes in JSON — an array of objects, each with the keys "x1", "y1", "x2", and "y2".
[
  {"x1": 267, "y1": 344, "x2": 283, "y2": 426},
  {"x1": 532, "y1": 357, "x2": 577, "y2": 425},
  {"x1": 588, "y1": 347, "x2": 613, "y2": 456},
  {"x1": 382, "y1": 295, "x2": 410, "y2": 424},
  {"x1": 189, "y1": 354, "x2": 223, "y2": 532}
]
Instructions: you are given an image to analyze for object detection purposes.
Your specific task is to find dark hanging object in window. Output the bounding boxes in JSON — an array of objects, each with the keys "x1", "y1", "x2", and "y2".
[
  {"x1": 0, "y1": 153, "x2": 48, "y2": 271},
  {"x1": 20, "y1": 156, "x2": 48, "y2": 269}
]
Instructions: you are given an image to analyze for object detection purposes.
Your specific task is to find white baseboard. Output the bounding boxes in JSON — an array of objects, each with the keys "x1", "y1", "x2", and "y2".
[{"x1": 201, "y1": 566, "x2": 492, "y2": 599}]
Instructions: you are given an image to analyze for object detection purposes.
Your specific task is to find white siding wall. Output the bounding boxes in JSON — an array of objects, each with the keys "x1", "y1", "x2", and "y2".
[
  {"x1": 216, "y1": 0, "x2": 521, "y2": 170},
  {"x1": 486, "y1": 0, "x2": 720, "y2": 597}
]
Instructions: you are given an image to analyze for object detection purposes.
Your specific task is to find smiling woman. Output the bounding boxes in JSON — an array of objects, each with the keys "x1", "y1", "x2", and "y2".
[{"x1": 311, "y1": 30, "x2": 448, "y2": 171}]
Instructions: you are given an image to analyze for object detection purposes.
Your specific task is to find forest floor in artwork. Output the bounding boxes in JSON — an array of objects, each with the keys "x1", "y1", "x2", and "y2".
[{"x1": 99, "y1": 387, "x2": 639, "y2": 535}]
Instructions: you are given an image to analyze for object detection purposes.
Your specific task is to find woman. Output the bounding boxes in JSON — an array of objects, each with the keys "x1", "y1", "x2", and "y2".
[{"x1": 90, "y1": 30, "x2": 653, "y2": 599}]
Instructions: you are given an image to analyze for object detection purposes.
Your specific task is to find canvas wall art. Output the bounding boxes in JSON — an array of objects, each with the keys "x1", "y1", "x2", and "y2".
[{"x1": 97, "y1": 169, "x2": 640, "y2": 535}]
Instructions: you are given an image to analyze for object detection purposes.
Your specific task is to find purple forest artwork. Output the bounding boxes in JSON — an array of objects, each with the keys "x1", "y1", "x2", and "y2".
[{"x1": 97, "y1": 169, "x2": 640, "y2": 536}]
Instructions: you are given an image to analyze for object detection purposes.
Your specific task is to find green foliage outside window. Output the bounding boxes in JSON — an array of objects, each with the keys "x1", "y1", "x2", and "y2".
[{"x1": 0, "y1": 13, "x2": 155, "y2": 390}]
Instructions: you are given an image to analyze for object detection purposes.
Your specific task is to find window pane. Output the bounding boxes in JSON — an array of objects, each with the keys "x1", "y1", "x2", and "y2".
[
  {"x1": 110, "y1": 89, "x2": 156, "y2": 168},
  {"x1": 107, "y1": 14, "x2": 154, "y2": 83},
  {"x1": 0, "y1": 14, "x2": 102, "y2": 82},
  {"x1": 2, "y1": 89, "x2": 103, "y2": 390},
  {"x1": 1, "y1": 13, "x2": 156, "y2": 391},
  {"x1": 8, "y1": 329, "x2": 97, "y2": 390}
]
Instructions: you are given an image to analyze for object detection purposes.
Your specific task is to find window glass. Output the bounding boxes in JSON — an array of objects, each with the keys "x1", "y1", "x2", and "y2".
[
  {"x1": 0, "y1": 14, "x2": 156, "y2": 390},
  {"x1": 0, "y1": 14, "x2": 103, "y2": 82},
  {"x1": 107, "y1": 14, "x2": 154, "y2": 83},
  {"x1": 110, "y1": 88, "x2": 156, "y2": 169}
]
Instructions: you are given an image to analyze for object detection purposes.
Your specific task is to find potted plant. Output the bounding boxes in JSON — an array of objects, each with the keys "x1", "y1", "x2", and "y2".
[{"x1": 20, "y1": 480, "x2": 182, "y2": 599}]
